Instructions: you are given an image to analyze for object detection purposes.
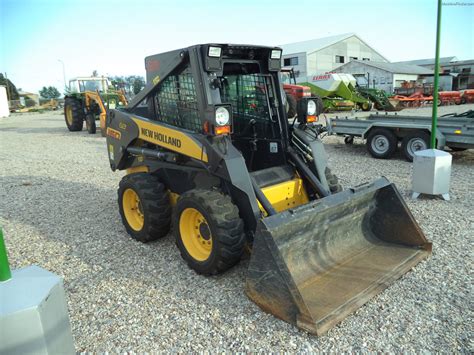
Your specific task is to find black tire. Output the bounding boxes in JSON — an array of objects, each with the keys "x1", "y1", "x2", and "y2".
[
  {"x1": 118, "y1": 173, "x2": 171, "y2": 242},
  {"x1": 325, "y1": 167, "x2": 342, "y2": 193},
  {"x1": 313, "y1": 95, "x2": 324, "y2": 116},
  {"x1": 448, "y1": 146, "x2": 467, "y2": 152},
  {"x1": 359, "y1": 101, "x2": 373, "y2": 111},
  {"x1": 366, "y1": 128, "x2": 398, "y2": 159},
  {"x1": 85, "y1": 114, "x2": 96, "y2": 134},
  {"x1": 64, "y1": 97, "x2": 85, "y2": 131},
  {"x1": 401, "y1": 131, "x2": 430, "y2": 162},
  {"x1": 344, "y1": 136, "x2": 354, "y2": 145},
  {"x1": 174, "y1": 189, "x2": 245, "y2": 275},
  {"x1": 286, "y1": 93, "x2": 297, "y2": 118}
]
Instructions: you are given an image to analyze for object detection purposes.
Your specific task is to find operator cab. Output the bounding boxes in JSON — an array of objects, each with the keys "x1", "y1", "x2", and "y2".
[
  {"x1": 68, "y1": 77, "x2": 110, "y2": 93},
  {"x1": 218, "y1": 62, "x2": 286, "y2": 171}
]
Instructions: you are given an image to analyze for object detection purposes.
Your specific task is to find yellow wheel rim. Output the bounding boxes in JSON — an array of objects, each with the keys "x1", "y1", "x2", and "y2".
[
  {"x1": 65, "y1": 106, "x2": 73, "y2": 125},
  {"x1": 122, "y1": 188, "x2": 144, "y2": 231},
  {"x1": 179, "y1": 208, "x2": 212, "y2": 261}
]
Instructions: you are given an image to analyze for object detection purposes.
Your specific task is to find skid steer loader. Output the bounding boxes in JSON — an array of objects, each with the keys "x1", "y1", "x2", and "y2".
[{"x1": 105, "y1": 44, "x2": 431, "y2": 335}]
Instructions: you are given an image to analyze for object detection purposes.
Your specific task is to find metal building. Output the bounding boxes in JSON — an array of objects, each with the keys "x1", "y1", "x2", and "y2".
[
  {"x1": 280, "y1": 33, "x2": 388, "y2": 79},
  {"x1": 333, "y1": 60, "x2": 432, "y2": 93}
]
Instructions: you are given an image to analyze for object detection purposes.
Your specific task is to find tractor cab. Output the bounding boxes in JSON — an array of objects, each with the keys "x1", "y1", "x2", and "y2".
[{"x1": 68, "y1": 77, "x2": 111, "y2": 94}]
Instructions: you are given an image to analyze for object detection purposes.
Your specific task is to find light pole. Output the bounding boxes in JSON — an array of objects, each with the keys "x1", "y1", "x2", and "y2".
[{"x1": 58, "y1": 59, "x2": 66, "y2": 92}]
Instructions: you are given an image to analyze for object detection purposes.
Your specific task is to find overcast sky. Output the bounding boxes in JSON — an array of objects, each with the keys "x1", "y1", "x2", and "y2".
[{"x1": 1, "y1": 0, "x2": 473, "y2": 93}]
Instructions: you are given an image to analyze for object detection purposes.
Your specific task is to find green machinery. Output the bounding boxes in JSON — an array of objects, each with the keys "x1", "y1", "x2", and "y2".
[
  {"x1": 64, "y1": 77, "x2": 128, "y2": 134},
  {"x1": 353, "y1": 74, "x2": 402, "y2": 111},
  {"x1": 300, "y1": 73, "x2": 372, "y2": 112}
]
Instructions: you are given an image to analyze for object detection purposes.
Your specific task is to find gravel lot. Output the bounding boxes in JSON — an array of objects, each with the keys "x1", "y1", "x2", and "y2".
[{"x1": 1, "y1": 104, "x2": 473, "y2": 352}]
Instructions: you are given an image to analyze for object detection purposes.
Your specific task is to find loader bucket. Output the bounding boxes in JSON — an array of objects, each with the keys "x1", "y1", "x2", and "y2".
[{"x1": 246, "y1": 177, "x2": 431, "y2": 335}]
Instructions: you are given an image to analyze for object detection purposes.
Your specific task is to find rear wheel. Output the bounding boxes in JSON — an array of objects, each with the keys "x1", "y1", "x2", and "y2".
[
  {"x1": 174, "y1": 189, "x2": 245, "y2": 275},
  {"x1": 85, "y1": 114, "x2": 96, "y2": 134},
  {"x1": 366, "y1": 128, "x2": 398, "y2": 159},
  {"x1": 118, "y1": 173, "x2": 171, "y2": 242},
  {"x1": 64, "y1": 97, "x2": 85, "y2": 131},
  {"x1": 401, "y1": 131, "x2": 430, "y2": 162},
  {"x1": 286, "y1": 93, "x2": 297, "y2": 118}
]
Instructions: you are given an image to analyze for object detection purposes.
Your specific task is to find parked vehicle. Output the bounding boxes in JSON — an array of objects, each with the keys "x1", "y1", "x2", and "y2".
[{"x1": 325, "y1": 111, "x2": 474, "y2": 161}]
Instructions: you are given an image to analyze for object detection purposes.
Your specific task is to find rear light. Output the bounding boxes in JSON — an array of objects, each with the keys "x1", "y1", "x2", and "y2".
[{"x1": 215, "y1": 125, "x2": 231, "y2": 135}]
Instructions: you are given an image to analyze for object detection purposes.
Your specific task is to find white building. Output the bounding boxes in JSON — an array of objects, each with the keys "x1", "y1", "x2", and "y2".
[
  {"x1": 333, "y1": 60, "x2": 432, "y2": 93},
  {"x1": 280, "y1": 33, "x2": 388, "y2": 79}
]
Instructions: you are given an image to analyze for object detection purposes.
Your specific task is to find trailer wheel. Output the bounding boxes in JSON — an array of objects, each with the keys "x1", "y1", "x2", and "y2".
[
  {"x1": 174, "y1": 189, "x2": 245, "y2": 275},
  {"x1": 85, "y1": 114, "x2": 96, "y2": 134},
  {"x1": 401, "y1": 131, "x2": 430, "y2": 162},
  {"x1": 344, "y1": 136, "x2": 354, "y2": 145},
  {"x1": 118, "y1": 173, "x2": 171, "y2": 242},
  {"x1": 366, "y1": 128, "x2": 398, "y2": 159},
  {"x1": 64, "y1": 97, "x2": 85, "y2": 131}
]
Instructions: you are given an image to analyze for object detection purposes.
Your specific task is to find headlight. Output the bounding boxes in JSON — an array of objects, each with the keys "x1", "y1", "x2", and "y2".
[
  {"x1": 215, "y1": 107, "x2": 230, "y2": 126},
  {"x1": 271, "y1": 49, "x2": 282, "y2": 59},
  {"x1": 307, "y1": 100, "x2": 317, "y2": 115},
  {"x1": 208, "y1": 46, "x2": 222, "y2": 58}
]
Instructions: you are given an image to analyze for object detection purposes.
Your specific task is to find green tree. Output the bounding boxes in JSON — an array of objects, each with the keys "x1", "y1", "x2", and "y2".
[
  {"x1": 110, "y1": 75, "x2": 145, "y2": 96},
  {"x1": 0, "y1": 73, "x2": 19, "y2": 100},
  {"x1": 130, "y1": 76, "x2": 145, "y2": 94},
  {"x1": 39, "y1": 86, "x2": 61, "y2": 99}
]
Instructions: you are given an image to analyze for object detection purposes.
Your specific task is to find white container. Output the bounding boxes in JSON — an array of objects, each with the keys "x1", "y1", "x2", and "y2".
[
  {"x1": 412, "y1": 149, "x2": 452, "y2": 200},
  {"x1": 0, "y1": 265, "x2": 75, "y2": 354},
  {"x1": 0, "y1": 86, "x2": 10, "y2": 118}
]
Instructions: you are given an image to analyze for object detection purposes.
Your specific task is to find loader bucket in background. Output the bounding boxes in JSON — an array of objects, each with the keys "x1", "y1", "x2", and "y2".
[{"x1": 245, "y1": 177, "x2": 431, "y2": 335}]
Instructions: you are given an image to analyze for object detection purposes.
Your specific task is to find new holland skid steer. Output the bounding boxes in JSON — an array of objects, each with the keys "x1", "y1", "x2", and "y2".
[{"x1": 105, "y1": 44, "x2": 431, "y2": 335}]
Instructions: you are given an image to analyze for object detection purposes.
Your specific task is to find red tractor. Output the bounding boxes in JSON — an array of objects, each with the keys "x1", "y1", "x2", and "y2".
[{"x1": 281, "y1": 67, "x2": 323, "y2": 118}]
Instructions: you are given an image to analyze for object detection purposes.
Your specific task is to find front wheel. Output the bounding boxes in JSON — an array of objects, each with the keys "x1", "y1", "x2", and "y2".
[
  {"x1": 401, "y1": 131, "x2": 430, "y2": 162},
  {"x1": 344, "y1": 136, "x2": 354, "y2": 145},
  {"x1": 85, "y1": 114, "x2": 96, "y2": 134},
  {"x1": 174, "y1": 189, "x2": 245, "y2": 275},
  {"x1": 366, "y1": 128, "x2": 398, "y2": 159},
  {"x1": 360, "y1": 101, "x2": 372, "y2": 111}
]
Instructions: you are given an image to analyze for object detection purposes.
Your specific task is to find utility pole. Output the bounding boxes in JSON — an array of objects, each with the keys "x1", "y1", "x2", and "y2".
[
  {"x1": 4, "y1": 72, "x2": 11, "y2": 101},
  {"x1": 431, "y1": 0, "x2": 442, "y2": 148},
  {"x1": 58, "y1": 59, "x2": 66, "y2": 92}
]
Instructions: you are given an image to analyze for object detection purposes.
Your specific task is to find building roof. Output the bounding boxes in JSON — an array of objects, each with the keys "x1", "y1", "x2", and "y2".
[
  {"x1": 280, "y1": 33, "x2": 389, "y2": 61},
  {"x1": 393, "y1": 57, "x2": 457, "y2": 66},
  {"x1": 339, "y1": 60, "x2": 433, "y2": 75},
  {"x1": 18, "y1": 90, "x2": 38, "y2": 96},
  {"x1": 280, "y1": 33, "x2": 355, "y2": 55},
  {"x1": 444, "y1": 59, "x2": 474, "y2": 66}
]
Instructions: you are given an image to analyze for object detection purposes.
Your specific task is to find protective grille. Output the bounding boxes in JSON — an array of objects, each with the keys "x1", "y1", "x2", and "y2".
[
  {"x1": 220, "y1": 74, "x2": 271, "y2": 134},
  {"x1": 154, "y1": 72, "x2": 201, "y2": 132}
]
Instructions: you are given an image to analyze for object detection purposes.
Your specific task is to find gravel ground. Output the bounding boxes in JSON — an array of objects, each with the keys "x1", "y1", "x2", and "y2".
[{"x1": 0, "y1": 104, "x2": 473, "y2": 352}]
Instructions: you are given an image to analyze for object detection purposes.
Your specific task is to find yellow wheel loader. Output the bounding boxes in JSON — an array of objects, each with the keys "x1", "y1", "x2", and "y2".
[{"x1": 105, "y1": 44, "x2": 431, "y2": 335}]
